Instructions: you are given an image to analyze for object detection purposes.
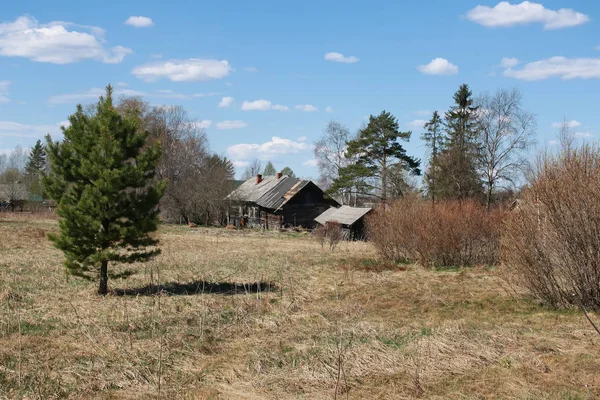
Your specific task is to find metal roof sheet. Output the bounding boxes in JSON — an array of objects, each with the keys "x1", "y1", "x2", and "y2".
[
  {"x1": 227, "y1": 175, "x2": 309, "y2": 210},
  {"x1": 314, "y1": 206, "x2": 339, "y2": 226},
  {"x1": 314, "y1": 205, "x2": 373, "y2": 226}
]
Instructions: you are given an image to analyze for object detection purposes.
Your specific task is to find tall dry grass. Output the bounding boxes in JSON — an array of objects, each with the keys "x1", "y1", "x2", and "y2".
[
  {"x1": 368, "y1": 197, "x2": 504, "y2": 268},
  {"x1": 502, "y1": 142, "x2": 600, "y2": 309},
  {"x1": 2, "y1": 215, "x2": 600, "y2": 398}
]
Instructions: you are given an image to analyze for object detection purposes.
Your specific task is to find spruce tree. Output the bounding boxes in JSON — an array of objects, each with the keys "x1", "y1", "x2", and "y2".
[
  {"x1": 439, "y1": 84, "x2": 483, "y2": 200},
  {"x1": 25, "y1": 139, "x2": 47, "y2": 199},
  {"x1": 263, "y1": 161, "x2": 277, "y2": 176},
  {"x1": 44, "y1": 85, "x2": 166, "y2": 295},
  {"x1": 421, "y1": 111, "x2": 444, "y2": 203}
]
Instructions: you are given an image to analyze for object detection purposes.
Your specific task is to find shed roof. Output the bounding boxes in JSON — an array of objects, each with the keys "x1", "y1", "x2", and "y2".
[
  {"x1": 315, "y1": 205, "x2": 373, "y2": 226},
  {"x1": 227, "y1": 175, "x2": 311, "y2": 210}
]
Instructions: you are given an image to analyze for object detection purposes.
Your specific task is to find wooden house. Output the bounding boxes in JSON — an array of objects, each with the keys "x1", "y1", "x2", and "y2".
[
  {"x1": 226, "y1": 173, "x2": 339, "y2": 229},
  {"x1": 314, "y1": 205, "x2": 373, "y2": 240}
]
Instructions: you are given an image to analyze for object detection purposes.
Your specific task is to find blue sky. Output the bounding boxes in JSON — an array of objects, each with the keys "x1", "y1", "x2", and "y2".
[{"x1": 1, "y1": 0, "x2": 599, "y2": 178}]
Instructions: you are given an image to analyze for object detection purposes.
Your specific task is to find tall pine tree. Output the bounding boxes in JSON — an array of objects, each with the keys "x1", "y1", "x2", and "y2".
[
  {"x1": 438, "y1": 84, "x2": 483, "y2": 200},
  {"x1": 44, "y1": 85, "x2": 166, "y2": 295},
  {"x1": 331, "y1": 110, "x2": 420, "y2": 202},
  {"x1": 25, "y1": 139, "x2": 47, "y2": 199},
  {"x1": 421, "y1": 111, "x2": 444, "y2": 203}
]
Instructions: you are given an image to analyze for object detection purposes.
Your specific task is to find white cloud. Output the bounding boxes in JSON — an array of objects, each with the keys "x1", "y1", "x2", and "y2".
[
  {"x1": 297, "y1": 136, "x2": 307, "y2": 142},
  {"x1": 418, "y1": 58, "x2": 458, "y2": 75},
  {"x1": 575, "y1": 132, "x2": 593, "y2": 138},
  {"x1": 324, "y1": 52, "x2": 359, "y2": 63},
  {"x1": 413, "y1": 110, "x2": 432, "y2": 116},
  {"x1": 0, "y1": 120, "x2": 65, "y2": 138},
  {"x1": 325, "y1": 106, "x2": 333, "y2": 113},
  {"x1": 548, "y1": 140, "x2": 559, "y2": 146},
  {"x1": 241, "y1": 99, "x2": 288, "y2": 111},
  {"x1": 501, "y1": 57, "x2": 519, "y2": 68},
  {"x1": 232, "y1": 160, "x2": 249, "y2": 168},
  {"x1": 551, "y1": 120, "x2": 581, "y2": 129},
  {"x1": 295, "y1": 104, "x2": 318, "y2": 112},
  {"x1": 194, "y1": 120, "x2": 212, "y2": 129},
  {"x1": 132, "y1": 59, "x2": 232, "y2": 82},
  {"x1": 228, "y1": 136, "x2": 311, "y2": 160},
  {"x1": 241, "y1": 99, "x2": 271, "y2": 111},
  {"x1": 504, "y1": 57, "x2": 600, "y2": 80},
  {"x1": 115, "y1": 81, "x2": 129, "y2": 87},
  {"x1": 124, "y1": 16, "x2": 154, "y2": 28},
  {"x1": 193, "y1": 92, "x2": 220, "y2": 98},
  {"x1": 244, "y1": 66, "x2": 258, "y2": 72},
  {"x1": 225, "y1": 82, "x2": 233, "y2": 87},
  {"x1": 0, "y1": 80, "x2": 10, "y2": 103},
  {"x1": 303, "y1": 159, "x2": 318, "y2": 167},
  {"x1": 0, "y1": 15, "x2": 131, "y2": 64},
  {"x1": 48, "y1": 88, "x2": 105, "y2": 104},
  {"x1": 216, "y1": 120, "x2": 247, "y2": 130},
  {"x1": 48, "y1": 87, "x2": 216, "y2": 104},
  {"x1": 218, "y1": 96, "x2": 234, "y2": 108},
  {"x1": 466, "y1": 2, "x2": 589, "y2": 30},
  {"x1": 408, "y1": 119, "x2": 427, "y2": 128}
]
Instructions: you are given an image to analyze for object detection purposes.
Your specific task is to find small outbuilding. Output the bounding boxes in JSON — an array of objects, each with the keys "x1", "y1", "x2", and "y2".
[
  {"x1": 226, "y1": 173, "x2": 339, "y2": 229},
  {"x1": 314, "y1": 205, "x2": 373, "y2": 240}
]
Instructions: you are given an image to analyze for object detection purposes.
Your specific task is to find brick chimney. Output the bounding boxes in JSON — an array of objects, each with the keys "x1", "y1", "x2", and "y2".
[
  {"x1": 276, "y1": 172, "x2": 282, "y2": 180},
  {"x1": 256, "y1": 174, "x2": 263, "y2": 184}
]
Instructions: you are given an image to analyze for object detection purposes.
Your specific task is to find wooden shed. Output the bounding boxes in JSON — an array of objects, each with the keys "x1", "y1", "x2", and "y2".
[
  {"x1": 226, "y1": 174, "x2": 339, "y2": 229},
  {"x1": 314, "y1": 205, "x2": 373, "y2": 240}
]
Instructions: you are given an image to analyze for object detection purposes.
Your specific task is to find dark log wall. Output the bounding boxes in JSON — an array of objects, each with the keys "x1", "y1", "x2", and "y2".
[{"x1": 281, "y1": 183, "x2": 337, "y2": 229}]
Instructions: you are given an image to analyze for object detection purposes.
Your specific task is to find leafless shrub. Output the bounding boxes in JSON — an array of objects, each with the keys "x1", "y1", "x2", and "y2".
[
  {"x1": 314, "y1": 221, "x2": 343, "y2": 250},
  {"x1": 327, "y1": 221, "x2": 343, "y2": 251},
  {"x1": 502, "y1": 141, "x2": 600, "y2": 309},
  {"x1": 368, "y1": 197, "x2": 504, "y2": 268},
  {"x1": 313, "y1": 225, "x2": 326, "y2": 248}
]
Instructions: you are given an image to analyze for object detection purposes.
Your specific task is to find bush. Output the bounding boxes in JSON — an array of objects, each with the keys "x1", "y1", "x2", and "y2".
[
  {"x1": 313, "y1": 221, "x2": 344, "y2": 250},
  {"x1": 502, "y1": 143, "x2": 600, "y2": 309},
  {"x1": 368, "y1": 197, "x2": 504, "y2": 268}
]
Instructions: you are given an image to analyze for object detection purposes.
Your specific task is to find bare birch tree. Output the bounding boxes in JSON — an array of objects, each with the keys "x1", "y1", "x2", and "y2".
[
  {"x1": 314, "y1": 121, "x2": 357, "y2": 204},
  {"x1": 476, "y1": 88, "x2": 536, "y2": 209},
  {"x1": 242, "y1": 159, "x2": 262, "y2": 179}
]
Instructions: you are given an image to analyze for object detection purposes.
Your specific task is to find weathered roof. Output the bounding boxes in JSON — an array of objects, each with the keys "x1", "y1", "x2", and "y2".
[
  {"x1": 227, "y1": 175, "x2": 310, "y2": 210},
  {"x1": 315, "y1": 205, "x2": 373, "y2": 226}
]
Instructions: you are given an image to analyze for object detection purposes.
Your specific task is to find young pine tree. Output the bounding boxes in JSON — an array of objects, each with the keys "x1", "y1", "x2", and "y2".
[
  {"x1": 439, "y1": 84, "x2": 483, "y2": 200},
  {"x1": 25, "y1": 139, "x2": 47, "y2": 199},
  {"x1": 421, "y1": 111, "x2": 444, "y2": 203},
  {"x1": 44, "y1": 85, "x2": 166, "y2": 295}
]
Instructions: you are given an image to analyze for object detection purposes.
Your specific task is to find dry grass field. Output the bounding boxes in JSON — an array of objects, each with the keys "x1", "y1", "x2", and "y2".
[{"x1": 1, "y1": 214, "x2": 599, "y2": 399}]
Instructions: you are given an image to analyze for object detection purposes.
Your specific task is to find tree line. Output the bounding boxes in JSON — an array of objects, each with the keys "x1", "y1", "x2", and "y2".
[
  {"x1": 241, "y1": 160, "x2": 296, "y2": 179},
  {"x1": 1, "y1": 92, "x2": 234, "y2": 223},
  {"x1": 314, "y1": 84, "x2": 536, "y2": 208}
]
